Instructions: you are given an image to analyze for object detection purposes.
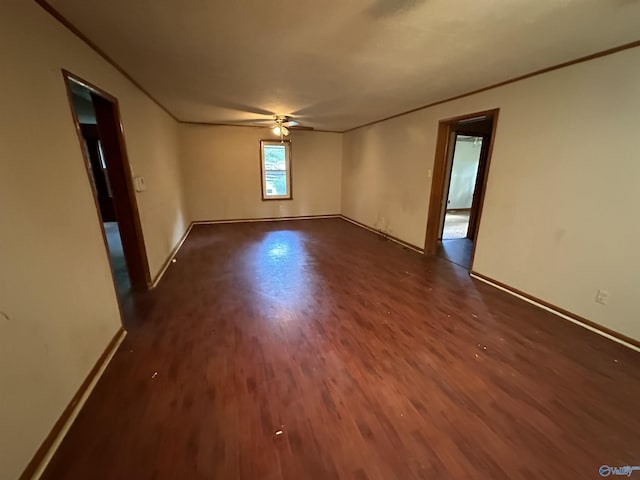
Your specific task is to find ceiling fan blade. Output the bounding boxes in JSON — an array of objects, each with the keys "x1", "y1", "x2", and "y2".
[
  {"x1": 289, "y1": 125, "x2": 314, "y2": 131},
  {"x1": 284, "y1": 119, "x2": 300, "y2": 127},
  {"x1": 207, "y1": 118, "x2": 270, "y2": 125},
  {"x1": 247, "y1": 119, "x2": 275, "y2": 125},
  {"x1": 208, "y1": 99, "x2": 274, "y2": 117}
]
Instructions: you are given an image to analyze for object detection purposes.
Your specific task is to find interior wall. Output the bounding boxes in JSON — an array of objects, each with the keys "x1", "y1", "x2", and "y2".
[
  {"x1": 180, "y1": 125, "x2": 342, "y2": 221},
  {"x1": 0, "y1": 2, "x2": 187, "y2": 479},
  {"x1": 342, "y1": 45, "x2": 640, "y2": 341},
  {"x1": 447, "y1": 138, "x2": 481, "y2": 210}
]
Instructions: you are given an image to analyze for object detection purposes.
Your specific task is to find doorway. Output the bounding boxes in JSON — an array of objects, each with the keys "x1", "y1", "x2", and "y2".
[
  {"x1": 63, "y1": 71, "x2": 150, "y2": 301},
  {"x1": 425, "y1": 109, "x2": 499, "y2": 270},
  {"x1": 441, "y1": 134, "x2": 485, "y2": 239}
]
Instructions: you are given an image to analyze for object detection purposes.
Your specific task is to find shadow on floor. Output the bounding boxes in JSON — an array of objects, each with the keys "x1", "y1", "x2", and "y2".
[{"x1": 436, "y1": 238, "x2": 473, "y2": 269}]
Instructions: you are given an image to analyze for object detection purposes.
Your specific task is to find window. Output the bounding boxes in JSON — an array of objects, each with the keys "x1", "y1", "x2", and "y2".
[{"x1": 260, "y1": 140, "x2": 292, "y2": 200}]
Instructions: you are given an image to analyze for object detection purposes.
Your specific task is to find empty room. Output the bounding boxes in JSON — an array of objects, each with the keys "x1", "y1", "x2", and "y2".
[{"x1": 2, "y1": 1, "x2": 640, "y2": 479}]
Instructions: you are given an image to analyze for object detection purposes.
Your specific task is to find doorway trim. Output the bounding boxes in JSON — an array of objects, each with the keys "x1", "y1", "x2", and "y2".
[
  {"x1": 424, "y1": 108, "x2": 500, "y2": 268},
  {"x1": 62, "y1": 70, "x2": 151, "y2": 292}
]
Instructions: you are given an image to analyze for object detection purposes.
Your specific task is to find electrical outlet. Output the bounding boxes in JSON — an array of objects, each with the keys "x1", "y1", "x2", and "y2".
[{"x1": 595, "y1": 289, "x2": 610, "y2": 305}]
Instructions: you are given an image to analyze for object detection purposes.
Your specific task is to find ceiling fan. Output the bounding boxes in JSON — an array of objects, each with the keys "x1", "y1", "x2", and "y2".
[
  {"x1": 232, "y1": 114, "x2": 313, "y2": 141},
  {"x1": 268, "y1": 115, "x2": 313, "y2": 142}
]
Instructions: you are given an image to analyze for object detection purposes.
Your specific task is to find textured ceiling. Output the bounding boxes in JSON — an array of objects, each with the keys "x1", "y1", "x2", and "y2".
[{"x1": 46, "y1": 0, "x2": 640, "y2": 131}]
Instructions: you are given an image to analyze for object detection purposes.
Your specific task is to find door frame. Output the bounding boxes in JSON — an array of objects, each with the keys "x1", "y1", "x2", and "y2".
[
  {"x1": 62, "y1": 69, "x2": 151, "y2": 292},
  {"x1": 424, "y1": 109, "x2": 499, "y2": 268},
  {"x1": 465, "y1": 132, "x2": 491, "y2": 240}
]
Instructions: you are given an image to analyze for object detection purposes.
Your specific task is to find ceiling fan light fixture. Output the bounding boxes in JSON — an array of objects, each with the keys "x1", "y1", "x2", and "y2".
[
  {"x1": 281, "y1": 126, "x2": 290, "y2": 136},
  {"x1": 273, "y1": 125, "x2": 281, "y2": 136}
]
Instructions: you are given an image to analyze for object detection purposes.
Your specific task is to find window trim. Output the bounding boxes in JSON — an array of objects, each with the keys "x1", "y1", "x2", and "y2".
[{"x1": 260, "y1": 139, "x2": 293, "y2": 201}]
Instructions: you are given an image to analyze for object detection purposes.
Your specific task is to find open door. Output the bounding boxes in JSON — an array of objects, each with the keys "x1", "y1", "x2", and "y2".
[
  {"x1": 90, "y1": 93, "x2": 150, "y2": 291},
  {"x1": 424, "y1": 109, "x2": 499, "y2": 270},
  {"x1": 64, "y1": 71, "x2": 151, "y2": 295}
]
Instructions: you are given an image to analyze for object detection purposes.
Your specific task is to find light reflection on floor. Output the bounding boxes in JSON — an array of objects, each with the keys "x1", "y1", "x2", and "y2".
[{"x1": 244, "y1": 230, "x2": 318, "y2": 318}]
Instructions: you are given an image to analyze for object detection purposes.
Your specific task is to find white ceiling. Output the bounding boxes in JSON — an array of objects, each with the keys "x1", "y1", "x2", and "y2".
[{"x1": 46, "y1": 0, "x2": 640, "y2": 131}]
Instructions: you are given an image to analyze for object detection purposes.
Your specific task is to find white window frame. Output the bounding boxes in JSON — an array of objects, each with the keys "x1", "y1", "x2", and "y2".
[{"x1": 260, "y1": 140, "x2": 292, "y2": 200}]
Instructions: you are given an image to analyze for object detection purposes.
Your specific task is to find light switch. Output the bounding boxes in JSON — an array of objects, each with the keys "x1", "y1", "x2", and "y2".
[{"x1": 134, "y1": 175, "x2": 146, "y2": 192}]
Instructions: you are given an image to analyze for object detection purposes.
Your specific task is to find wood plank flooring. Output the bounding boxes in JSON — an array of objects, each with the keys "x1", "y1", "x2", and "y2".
[
  {"x1": 436, "y1": 238, "x2": 473, "y2": 269},
  {"x1": 41, "y1": 218, "x2": 640, "y2": 480}
]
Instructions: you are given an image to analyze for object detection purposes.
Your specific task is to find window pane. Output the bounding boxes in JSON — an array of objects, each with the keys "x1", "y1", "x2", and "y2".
[
  {"x1": 264, "y1": 145, "x2": 286, "y2": 170},
  {"x1": 265, "y1": 170, "x2": 288, "y2": 196}
]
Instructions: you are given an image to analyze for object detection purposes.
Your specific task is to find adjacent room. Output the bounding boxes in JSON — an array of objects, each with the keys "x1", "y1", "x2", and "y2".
[
  {"x1": 2, "y1": 1, "x2": 640, "y2": 479},
  {"x1": 68, "y1": 81, "x2": 133, "y2": 299},
  {"x1": 435, "y1": 114, "x2": 495, "y2": 269}
]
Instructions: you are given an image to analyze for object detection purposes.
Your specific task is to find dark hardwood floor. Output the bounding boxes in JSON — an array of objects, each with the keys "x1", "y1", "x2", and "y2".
[
  {"x1": 436, "y1": 238, "x2": 473, "y2": 269},
  {"x1": 42, "y1": 218, "x2": 640, "y2": 480}
]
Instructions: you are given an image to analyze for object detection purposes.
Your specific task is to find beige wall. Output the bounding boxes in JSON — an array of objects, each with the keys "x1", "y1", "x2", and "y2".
[
  {"x1": 3, "y1": 2, "x2": 639, "y2": 478},
  {"x1": 0, "y1": 2, "x2": 187, "y2": 478},
  {"x1": 180, "y1": 125, "x2": 342, "y2": 221},
  {"x1": 342, "y1": 46, "x2": 640, "y2": 341}
]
